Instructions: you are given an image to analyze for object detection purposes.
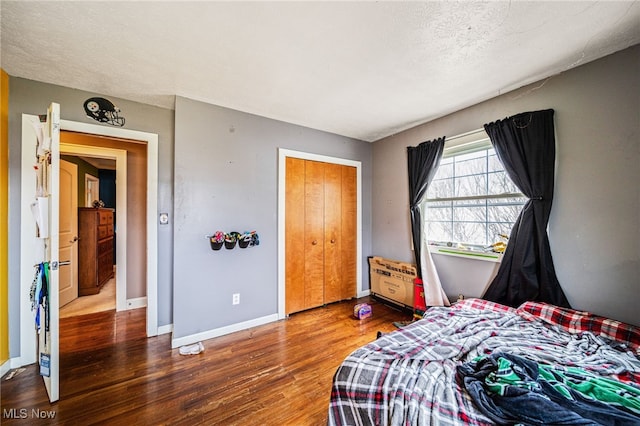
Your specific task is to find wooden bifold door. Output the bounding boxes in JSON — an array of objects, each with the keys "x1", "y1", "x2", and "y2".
[{"x1": 285, "y1": 157, "x2": 356, "y2": 315}]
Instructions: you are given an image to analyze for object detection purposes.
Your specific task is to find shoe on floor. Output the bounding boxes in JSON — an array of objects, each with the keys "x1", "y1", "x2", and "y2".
[{"x1": 179, "y1": 342, "x2": 204, "y2": 355}]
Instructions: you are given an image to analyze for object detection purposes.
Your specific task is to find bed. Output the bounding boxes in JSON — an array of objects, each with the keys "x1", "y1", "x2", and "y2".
[{"x1": 328, "y1": 298, "x2": 640, "y2": 425}]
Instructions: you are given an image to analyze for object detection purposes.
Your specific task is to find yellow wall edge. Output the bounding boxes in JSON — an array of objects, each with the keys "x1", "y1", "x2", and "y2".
[{"x1": 1, "y1": 68, "x2": 9, "y2": 363}]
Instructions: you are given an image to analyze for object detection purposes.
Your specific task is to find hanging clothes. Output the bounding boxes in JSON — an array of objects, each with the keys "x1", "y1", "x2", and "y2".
[
  {"x1": 30, "y1": 262, "x2": 50, "y2": 338},
  {"x1": 30, "y1": 263, "x2": 43, "y2": 330},
  {"x1": 42, "y1": 262, "x2": 50, "y2": 337}
]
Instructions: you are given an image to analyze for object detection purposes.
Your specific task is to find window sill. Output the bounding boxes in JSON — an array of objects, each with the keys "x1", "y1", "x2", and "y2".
[{"x1": 428, "y1": 244, "x2": 502, "y2": 263}]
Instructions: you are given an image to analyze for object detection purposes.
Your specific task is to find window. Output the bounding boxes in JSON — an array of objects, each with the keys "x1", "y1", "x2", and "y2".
[{"x1": 425, "y1": 129, "x2": 526, "y2": 249}]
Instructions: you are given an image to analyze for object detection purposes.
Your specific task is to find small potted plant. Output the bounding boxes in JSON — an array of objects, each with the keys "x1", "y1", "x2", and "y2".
[
  {"x1": 210, "y1": 231, "x2": 225, "y2": 250},
  {"x1": 238, "y1": 231, "x2": 252, "y2": 248},
  {"x1": 249, "y1": 231, "x2": 259, "y2": 247},
  {"x1": 224, "y1": 231, "x2": 239, "y2": 249}
]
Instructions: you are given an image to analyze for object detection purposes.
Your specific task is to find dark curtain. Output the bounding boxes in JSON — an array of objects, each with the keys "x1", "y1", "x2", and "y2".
[
  {"x1": 407, "y1": 137, "x2": 445, "y2": 278},
  {"x1": 483, "y1": 109, "x2": 570, "y2": 308}
]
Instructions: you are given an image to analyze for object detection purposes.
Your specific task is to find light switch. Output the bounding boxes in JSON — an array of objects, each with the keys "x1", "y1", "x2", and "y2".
[{"x1": 159, "y1": 213, "x2": 169, "y2": 225}]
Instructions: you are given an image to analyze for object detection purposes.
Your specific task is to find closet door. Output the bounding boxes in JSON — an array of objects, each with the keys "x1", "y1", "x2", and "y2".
[
  {"x1": 285, "y1": 157, "x2": 357, "y2": 314},
  {"x1": 285, "y1": 157, "x2": 306, "y2": 314},
  {"x1": 339, "y1": 165, "x2": 357, "y2": 300},
  {"x1": 303, "y1": 160, "x2": 325, "y2": 309},
  {"x1": 323, "y1": 163, "x2": 342, "y2": 303},
  {"x1": 324, "y1": 163, "x2": 357, "y2": 304}
]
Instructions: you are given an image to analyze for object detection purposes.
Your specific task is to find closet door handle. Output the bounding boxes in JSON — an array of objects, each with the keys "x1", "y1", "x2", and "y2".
[
  {"x1": 330, "y1": 239, "x2": 336, "y2": 244},
  {"x1": 312, "y1": 240, "x2": 318, "y2": 245}
]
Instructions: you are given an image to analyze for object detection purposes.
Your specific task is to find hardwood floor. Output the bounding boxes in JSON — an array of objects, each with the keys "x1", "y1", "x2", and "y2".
[{"x1": 2, "y1": 296, "x2": 411, "y2": 425}]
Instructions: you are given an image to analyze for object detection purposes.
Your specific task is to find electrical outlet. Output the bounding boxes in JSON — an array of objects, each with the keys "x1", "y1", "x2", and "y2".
[{"x1": 232, "y1": 293, "x2": 240, "y2": 305}]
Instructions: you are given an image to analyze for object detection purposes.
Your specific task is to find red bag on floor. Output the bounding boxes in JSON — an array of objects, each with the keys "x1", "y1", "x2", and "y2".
[{"x1": 413, "y1": 277, "x2": 426, "y2": 319}]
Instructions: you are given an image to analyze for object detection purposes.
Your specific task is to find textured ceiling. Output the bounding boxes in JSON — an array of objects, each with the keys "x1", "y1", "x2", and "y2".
[{"x1": 2, "y1": 1, "x2": 639, "y2": 142}]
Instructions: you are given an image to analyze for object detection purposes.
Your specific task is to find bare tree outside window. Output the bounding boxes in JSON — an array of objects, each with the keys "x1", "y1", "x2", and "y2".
[{"x1": 425, "y1": 144, "x2": 526, "y2": 247}]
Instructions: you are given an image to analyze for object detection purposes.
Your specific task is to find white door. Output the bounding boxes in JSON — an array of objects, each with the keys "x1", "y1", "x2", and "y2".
[
  {"x1": 43, "y1": 103, "x2": 60, "y2": 402},
  {"x1": 25, "y1": 103, "x2": 61, "y2": 403},
  {"x1": 59, "y1": 159, "x2": 78, "y2": 307}
]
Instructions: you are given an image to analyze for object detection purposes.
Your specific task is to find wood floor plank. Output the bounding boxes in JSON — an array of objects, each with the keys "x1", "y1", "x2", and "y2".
[{"x1": 1, "y1": 296, "x2": 411, "y2": 425}]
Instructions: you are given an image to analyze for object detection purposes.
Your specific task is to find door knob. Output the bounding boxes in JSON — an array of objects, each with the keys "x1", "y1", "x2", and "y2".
[
  {"x1": 331, "y1": 239, "x2": 336, "y2": 244},
  {"x1": 50, "y1": 260, "x2": 71, "y2": 270},
  {"x1": 70, "y1": 236, "x2": 80, "y2": 243},
  {"x1": 312, "y1": 240, "x2": 318, "y2": 245}
]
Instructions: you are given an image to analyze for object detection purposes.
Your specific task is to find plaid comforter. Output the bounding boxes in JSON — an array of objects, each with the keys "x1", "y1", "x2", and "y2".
[{"x1": 327, "y1": 299, "x2": 640, "y2": 426}]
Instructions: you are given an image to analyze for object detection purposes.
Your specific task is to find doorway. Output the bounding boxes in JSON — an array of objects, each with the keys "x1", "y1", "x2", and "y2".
[
  {"x1": 58, "y1": 150, "x2": 119, "y2": 317},
  {"x1": 277, "y1": 149, "x2": 363, "y2": 320},
  {"x1": 284, "y1": 157, "x2": 357, "y2": 314},
  {"x1": 58, "y1": 140, "x2": 128, "y2": 314},
  {"x1": 85, "y1": 173, "x2": 100, "y2": 208},
  {"x1": 19, "y1": 118, "x2": 159, "y2": 368}
]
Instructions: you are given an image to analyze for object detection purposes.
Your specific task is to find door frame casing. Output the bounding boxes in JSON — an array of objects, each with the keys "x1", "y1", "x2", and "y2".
[
  {"x1": 84, "y1": 173, "x2": 100, "y2": 208},
  {"x1": 277, "y1": 148, "x2": 362, "y2": 320},
  {"x1": 19, "y1": 116, "x2": 159, "y2": 367},
  {"x1": 59, "y1": 120, "x2": 158, "y2": 339}
]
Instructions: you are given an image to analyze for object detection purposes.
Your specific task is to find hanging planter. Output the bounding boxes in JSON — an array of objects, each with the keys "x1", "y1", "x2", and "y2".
[
  {"x1": 238, "y1": 231, "x2": 260, "y2": 248},
  {"x1": 210, "y1": 231, "x2": 224, "y2": 250},
  {"x1": 224, "y1": 231, "x2": 240, "y2": 249},
  {"x1": 238, "y1": 232, "x2": 252, "y2": 248},
  {"x1": 249, "y1": 231, "x2": 260, "y2": 247}
]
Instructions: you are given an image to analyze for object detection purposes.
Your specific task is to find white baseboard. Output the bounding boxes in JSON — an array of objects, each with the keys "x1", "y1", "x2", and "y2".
[
  {"x1": 126, "y1": 297, "x2": 147, "y2": 310},
  {"x1": 0, "y1": 359, "x2": 10, "y2": 377},
  {"x1": 157, "y1": 324, "x2": 173, "y2": 336},
  {"x1": 1, "y1": 356, "x2": 30, "y2": 377},
  {"x1": 171, "y1": 314, "x2": 279, "y2": 349}
]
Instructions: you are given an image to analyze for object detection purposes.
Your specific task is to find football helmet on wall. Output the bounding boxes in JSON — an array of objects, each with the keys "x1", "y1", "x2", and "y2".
[{"x1": 83, "y1": 97, "x2": 125, "y2": 126}]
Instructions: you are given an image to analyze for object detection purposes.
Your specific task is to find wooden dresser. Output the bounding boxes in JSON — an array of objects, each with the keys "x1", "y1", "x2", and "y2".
[{"x1": 78, "y1": 207, "x2": 114, "y2": 296}]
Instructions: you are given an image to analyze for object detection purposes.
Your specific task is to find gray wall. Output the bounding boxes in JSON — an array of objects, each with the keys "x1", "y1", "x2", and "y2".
[
  {"x1": 372, "y1": 45, "x2": 640, "y2": 326},
  {"x1": 60, "y1": 155, "x2": 100, "y2": 208},
  {"x1": 173, "y1": 96, "x2": 372, "y2": 339},
  {"x1": 8, "y1": 45, "x2": 637, "y2": 360},
  {"x1": 7, "y1": 78, "x2": 175, "y2": 357}
]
